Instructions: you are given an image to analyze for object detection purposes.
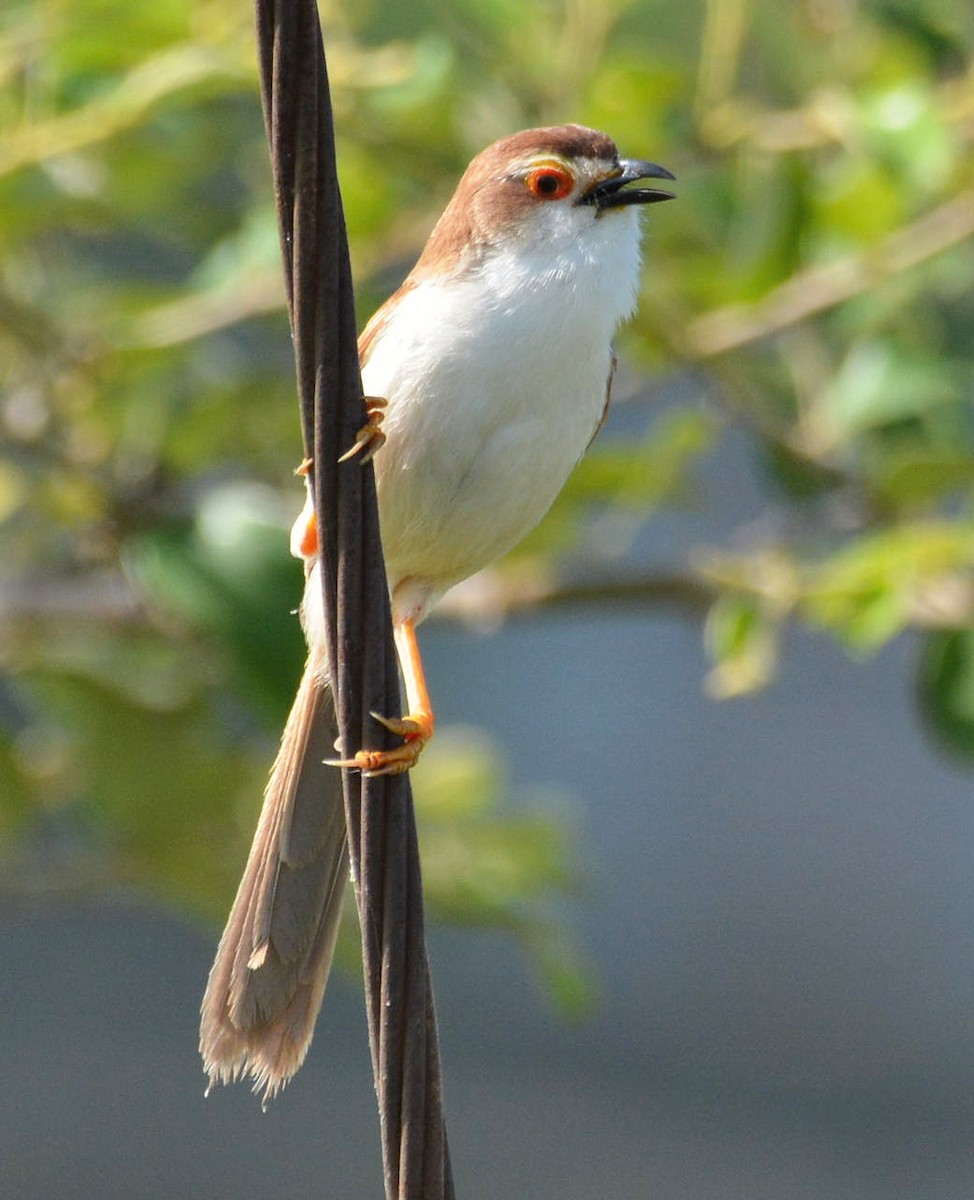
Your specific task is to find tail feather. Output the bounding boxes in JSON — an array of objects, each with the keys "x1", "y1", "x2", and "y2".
[{"x1": 200, "y1": 660, "x2": 348, "y2": 1102}]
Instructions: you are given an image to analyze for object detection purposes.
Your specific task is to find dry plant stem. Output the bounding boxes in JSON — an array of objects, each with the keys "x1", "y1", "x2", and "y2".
[
  {"x1": 0, "y1": 46, "x2": 225, "y2": 179},
  {"x1": 685, "y1": 188, "x2": 974, "y2": 358}
]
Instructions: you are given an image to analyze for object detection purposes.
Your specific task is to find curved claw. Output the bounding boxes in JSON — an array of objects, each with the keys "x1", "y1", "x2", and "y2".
[
  {"x1": 369, "y1": 710, "x2": 426, "y2": 739},
  {"x1": 328, "y1": 744, "x2": 422, "y2": 778},
  {"x1": 325, "y1": 707, "x2": 434, "y2": 778},
  {"x1": 338, "y1": 396, "x2": 388, "y2": 465}
]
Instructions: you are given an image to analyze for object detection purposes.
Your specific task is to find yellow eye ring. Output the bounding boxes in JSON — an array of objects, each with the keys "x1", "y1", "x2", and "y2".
[{"x1": 525, "y1": 165, "x2": 574, "y2": 201}]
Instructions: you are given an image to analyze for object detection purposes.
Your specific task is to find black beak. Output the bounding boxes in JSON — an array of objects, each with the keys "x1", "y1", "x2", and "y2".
[{"x1": 580, "y1": 158, "x2": 676, "y2": 211}]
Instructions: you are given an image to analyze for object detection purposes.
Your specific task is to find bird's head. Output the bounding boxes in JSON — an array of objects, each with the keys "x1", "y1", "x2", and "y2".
[{"x1": 412, "y1": 124, "x2": 675, "y2": 281}]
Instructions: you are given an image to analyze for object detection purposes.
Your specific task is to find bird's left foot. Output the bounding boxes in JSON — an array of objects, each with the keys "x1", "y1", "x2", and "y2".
[
  {"x1": 326, "y1": 708, "x2": 434, "y2": 777},
  {"x1": 338, "y1": 396, "x2": 388, "y2": 465}
]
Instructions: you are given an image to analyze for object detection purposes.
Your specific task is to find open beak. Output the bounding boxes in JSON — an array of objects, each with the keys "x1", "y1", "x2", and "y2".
[{"x1": 580, "y1": 159, "x2": 676, "y2": 211}]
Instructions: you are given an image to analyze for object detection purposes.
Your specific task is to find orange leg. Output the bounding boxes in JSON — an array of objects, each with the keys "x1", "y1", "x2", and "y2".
[{"x1": 327, "y1": 618, "x2": 435, "y2": 777}]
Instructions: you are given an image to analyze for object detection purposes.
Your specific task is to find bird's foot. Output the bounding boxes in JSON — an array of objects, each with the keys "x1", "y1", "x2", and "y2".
[
  {"x1": 338, "y1": 397, "x2": 388, "y2": 465},
  {"x1": 326, "y1": 708, "x2": 434, "y2": 777}
]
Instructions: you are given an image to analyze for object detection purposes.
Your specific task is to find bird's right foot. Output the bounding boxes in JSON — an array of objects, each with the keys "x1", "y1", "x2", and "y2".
[{"x1": 338, "y1": 396, "x2": 388, "y2": 465}]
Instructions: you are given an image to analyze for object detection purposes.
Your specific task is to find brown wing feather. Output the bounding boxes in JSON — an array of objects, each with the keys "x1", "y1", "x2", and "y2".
[
  {"x1": 357, "y1": 279, "x2": 418, "y2": 367},
  {"x1": 200, "y1": 658, "x2": 348, "y2": 1103},
  {"x1": 587, "y1": 350, "x2": 617, "y2": 451}
]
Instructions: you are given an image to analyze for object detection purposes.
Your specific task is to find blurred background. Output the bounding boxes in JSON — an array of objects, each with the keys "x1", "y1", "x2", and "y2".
[{"x1": 3, "y1": 0, "x2": 974, "y2": 1195}]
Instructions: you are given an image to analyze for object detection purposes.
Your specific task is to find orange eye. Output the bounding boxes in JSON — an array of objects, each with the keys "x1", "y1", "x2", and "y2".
[{"x1": 525, "y1": 165, "x2": 574, "y2": 201}]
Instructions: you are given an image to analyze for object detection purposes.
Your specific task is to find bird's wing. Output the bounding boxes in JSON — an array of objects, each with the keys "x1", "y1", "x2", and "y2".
[
  {"x1": 200, "y1": 660, "x2": 347, "y2": 1103},
  {"x1": 587, "y1": 349, "x2": 617, "y2": 451},
  {"x1": 357, "y1": 278, "x2": 418, "y2": 368}
]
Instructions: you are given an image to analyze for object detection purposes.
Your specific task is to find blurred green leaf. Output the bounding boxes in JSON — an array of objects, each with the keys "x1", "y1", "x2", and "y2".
[
  {"x1": 816, "y1": 339, "x2": 961, "y2": 445},
  {"x1": 0, "y1": 733, "x2": 34, "y2": 840},
  {"x1": 875, "y1": 452, "x2": 974, "y2": 508},
  {"x1": 761, "y1": 438, "x2": 847, "y2": 500},
  {"x1": 413, "y1": 727, "x2": 593, "y2": 1016},
  {"x1": 125, "y1": 482, "x2": 306, "y2": 720},
  {"x1": 19, "y1": 668, "x2": 263, "y2": 917},
  {"x1": 704, "y1": 592, "x2": 780, "y2": 697},
  {"x1": 803, "y1": 523, "x2": 974, "y2": 651},
  {"x1": 918, "y1": 628, "x2": 974, "y2": 760},
  {"x1": 858, "y1": 80, "x2": 954, "y2": 193}
]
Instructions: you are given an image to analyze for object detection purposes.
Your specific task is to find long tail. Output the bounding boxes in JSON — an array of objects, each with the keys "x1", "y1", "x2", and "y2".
[{"x1": 200, "y1": 659, "x2": 348, "y2": 1103}]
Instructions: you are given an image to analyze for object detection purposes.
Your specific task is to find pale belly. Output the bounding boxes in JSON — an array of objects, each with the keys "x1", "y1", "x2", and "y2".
[
  {"x1": 376, "y1": 400, "x2": 597, "y2": 592},
  {"x1": 377, "y1": 413, "x2": 582, "y2": 579},
  {"x1": 369, "y1": 350, "x2": 609, "y2": 620},
  {"x1": 358, "y1": 240, "x2": 634, "y2": 624}
]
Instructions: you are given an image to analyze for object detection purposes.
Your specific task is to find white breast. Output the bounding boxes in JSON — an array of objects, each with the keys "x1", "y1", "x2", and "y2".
[{"x1": 362, "y1": 205, "x2": 644, "y2": 624}]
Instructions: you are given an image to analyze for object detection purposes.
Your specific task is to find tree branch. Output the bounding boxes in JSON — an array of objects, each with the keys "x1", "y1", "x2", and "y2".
[{"x1": 684, "y1": 189, "x2": 974, "y2": 358}]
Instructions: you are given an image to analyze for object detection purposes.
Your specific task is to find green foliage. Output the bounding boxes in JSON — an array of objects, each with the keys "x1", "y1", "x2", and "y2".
[
  {"x1": 413, "y1": 728, "x2": 596, "y2": 1017},
  {"x1": 2, "y1": 0, "x2": 974, "y2": 1004},
  {"x1": 704, "y1": 591, "x2": 780, "y2": 698},
  {"x1": 126, "y1": 482, "x2": 307, "y2": 720},
  {"x1": 919, "y1": 629, "x2": 974, "y2": 759}
]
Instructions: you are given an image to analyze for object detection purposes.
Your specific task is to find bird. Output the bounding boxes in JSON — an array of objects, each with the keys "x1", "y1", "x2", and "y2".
[{"x1": 200, "y1": 124, "x2": 675, "y2": 1101}]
